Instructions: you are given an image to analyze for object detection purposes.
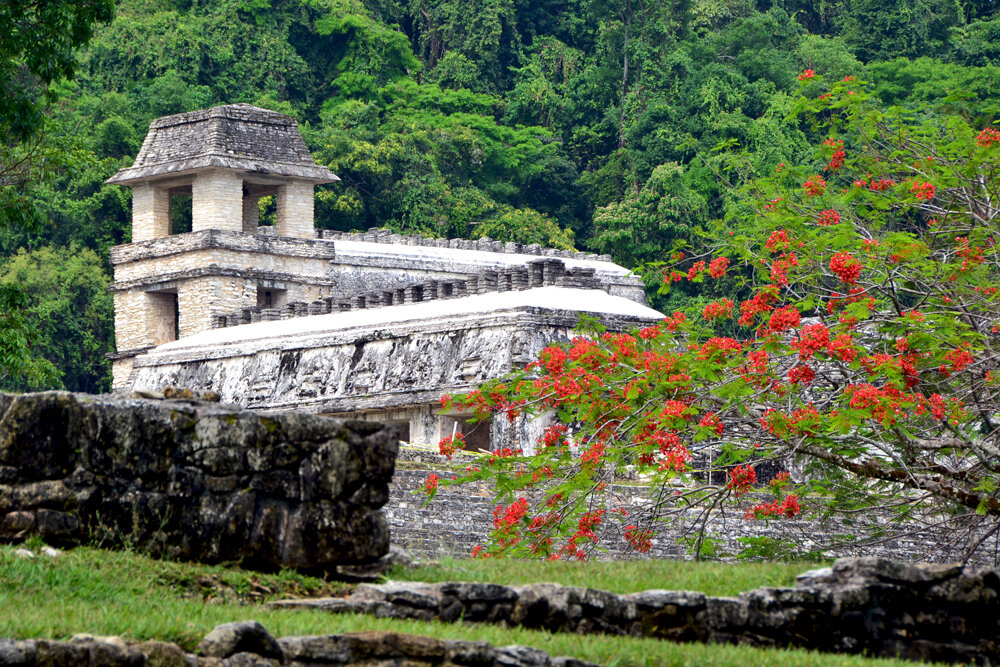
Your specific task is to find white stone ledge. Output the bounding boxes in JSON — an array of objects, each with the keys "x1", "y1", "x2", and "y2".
[
  {"x1": 110, "y1": 229, "x2": 337, "y2": 265},
  {"x1": 134, "y1": 287, "x2": 664, "y2": 364}
]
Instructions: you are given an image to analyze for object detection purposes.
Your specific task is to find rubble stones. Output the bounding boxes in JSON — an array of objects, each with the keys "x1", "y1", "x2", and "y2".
[
  {"x1": 270, "y1": 557, "x2": 1000, "y2": 664},
  {"x1": 0, "y1": 391, "x2": 397, "y2": 569},
  {"x1": 0, "y1": 627, "x2": 598, "y2": 667}
]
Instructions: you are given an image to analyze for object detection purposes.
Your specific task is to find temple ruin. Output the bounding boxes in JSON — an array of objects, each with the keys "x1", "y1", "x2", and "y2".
[{"x1": 107, "y1": 104, "x2": 663, "y2": 452}]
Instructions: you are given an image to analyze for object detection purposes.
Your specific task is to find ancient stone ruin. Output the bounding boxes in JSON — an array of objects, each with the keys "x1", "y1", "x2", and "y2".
[
  {"x1": 105, "y1": 103, "x2": 663, "y2": 453},
  {"x1": 273, "y1": 557, "x2": 1000, "y2": 664},
  {"x1": 0, "y1": 391, "x2": 397, "y2": 569},
  {"x1": 0, "y1": 621, "x2": 596, "y2": 667}
]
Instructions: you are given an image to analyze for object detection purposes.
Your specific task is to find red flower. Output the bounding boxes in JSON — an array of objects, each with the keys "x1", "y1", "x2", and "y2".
[
  {"x1": 787, "y1": 364, "x2": 815, "y2": 385},
  {"x1": 702, "y1": 298, "x2": 735, "y2": 321},
  {"x1": 830, "y1": 252, "x2": 862, "y2": 284},
  {"x1": 910, "y1": 181, "x2": 935, "y2": 200},
  {"x1": 727, "y1": 464, "x2": 757, "y2": 497},
  {"x1": 708, "y1": 256, "x2": 730, "y2": 279},
  {"x1": 438, "y1": 433, "x2": 466, "y2": 460},
  {"x1": 698, "y1": 412, "x2": 724, "y2": 436},
  {"x1": 803, "y1": 175, "x2": 827, "y2": 197},
  {"x1": 976, "y1": 127, "x2": 1000, "y2": 147},
  {"x1": 768, "y1": 305, "x2": 801, "y2": 333},
  {"x1": 424, "y1": 474, "x2": 439, "y2": 495},
  {"x1": 798, "y1": 69, "x2": 816, "y2": 80},
  {"x1": 817, "y1": 209, "x2": 840, "y2": 226}
]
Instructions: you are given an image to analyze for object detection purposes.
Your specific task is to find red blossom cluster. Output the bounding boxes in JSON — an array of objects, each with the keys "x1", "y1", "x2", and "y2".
[
  {"x1": 976, "y1": 127, "x2": 1000, "y2": 147},
  {"x1": 487, "y1": 448, "x2": 523, "y2": 466},
  {"x1": 698, "y1": 337, "x2": 743, "y2": 360},
  {"x1": 770, "y1": 253, "x2": 799, "y2": 286},
  {"x1": 768, "y1": 305, "x2": 801, "y2": 333},
  {"x1": 955, "y1": 237, "x2": 985, "y2": 272},
  {"x1": 624, "y1": 525, "x2": 653, "y2": 553},
  {"x1": 765, "y1": 229, "x2": 790, "y2": 251},
  {"x1": 760, "y1": 405, "x2": 822, "y2": 438},
  {"x1": 790, "y1": 323, "x2": 829, "y2": 359},
  {"x1": 830, "y1": 252, "x2": 862, "y2": 284},
  {"x1": 708, "y1": 256, "x2": 730, "y2": 278},
  {"x1": 745, "y1": 495, "x2": 801, "y2": 520},
  {"x1": 702, "y1": 298, "x2": 735, "y2": 321},
  {"x1": 539, "y1": 424, "x2": 569, "y2": 448},
  {"x1": 817, "y1": 209, "x2": 840, "y2": 226},
  {"x1": 492, "y1": 498, "x2": 529, "y2": 549},
  {"x1": 798, "y1": 69, "x2": 815, "y2": 80},
  {"x1": 424, "y1": 474, "x2": 439, "y2": 495},
  {"x1": 580, "y1": 441, "x2": 605, "y2": 466},
  {"x1": 844, "y1": 384, "x2": 963, "y2": 425},
  {"x1": 665, "y1": 311, "x2": 687, "y2": 331},
  {"x1": 698, "y1": 412, "x2": 724, "y2": 435},
  {"x1": 438, "y1": 433, "x2": 465, "y2": 460},
  {"x1": 803, "y1": 175, "x2": 827, "y2": 197},
  {"x1": 787, "y1": 364, "x2": 815, "y2": 385},
  {"x1": 910, "y1": 181, "x2": 935, "y2": 200},
  {"x1": 941, "y1": 348, "x2": 974, "y2": 376},
  {"x1": 726, "y1": 465, "x2": 757, "y2": 497},
  {"x1": 738, "y1": 288, "x2": 778, "y2": 326},
  {"x1": 824, "y1": 138, "x2": 845, "y2": 171}
]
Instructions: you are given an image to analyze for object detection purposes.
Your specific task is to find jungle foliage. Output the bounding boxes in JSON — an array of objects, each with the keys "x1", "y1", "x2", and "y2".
[{"x1": 1, "y1": 0, "x2": 999, "y2": 390}]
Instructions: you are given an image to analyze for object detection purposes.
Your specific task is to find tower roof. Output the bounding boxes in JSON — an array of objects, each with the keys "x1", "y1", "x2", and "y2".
[{"x1": 106, "y1": 104, "x2": 339, "y2": 185}]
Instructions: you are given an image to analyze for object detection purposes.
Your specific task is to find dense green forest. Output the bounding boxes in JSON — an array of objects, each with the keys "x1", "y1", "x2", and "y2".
[{"x1": 1, "y1": 0, "x2": 998, "y2": 393}]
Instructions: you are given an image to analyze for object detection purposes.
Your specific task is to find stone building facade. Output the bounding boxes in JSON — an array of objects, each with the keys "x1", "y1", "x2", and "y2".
[{"x1": 108, "y1": 104, "x2": 663, "y2": 452}]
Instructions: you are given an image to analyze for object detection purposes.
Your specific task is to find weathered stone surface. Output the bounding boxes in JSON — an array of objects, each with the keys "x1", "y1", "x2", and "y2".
[
  {"x1": 0, "y1": 627, "x2": 588, "y2": 667},
  {"x1": 197, "y1": 622, "x2": 282, "y2": 660},
  {"x1": 0, "y1": 391, "x2": 397, "y2": 569},
  {"x1": 269, "y1": 557, "x2": 1000, "y2": 664}
]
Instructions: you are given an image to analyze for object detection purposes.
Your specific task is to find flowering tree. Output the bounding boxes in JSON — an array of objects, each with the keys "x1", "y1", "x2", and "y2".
[{"x1": 432, "y1": 74, "x2": 1000, "y2": 563}]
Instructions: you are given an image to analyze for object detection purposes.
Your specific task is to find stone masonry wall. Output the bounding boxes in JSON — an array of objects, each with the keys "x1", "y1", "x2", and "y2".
[
  {"x1": 192, "y1": 169, "x2": 243, "y2": 233},
  {"x1": 387, "y1": 447, "x2": 1000, "y2": 567},
  {"x1": 0, "y1": 391, "x2": 399, "y2": 569},
  {"x1": 112, "y1": 247, "x2": 335, "y2": 287},
  {"x1": 178, "y1": 275, "x2": 257, "y2": 338},
  {"x1": 131, "y1": 183, "x2": 171, "y2": 241},
  {"x1": 275, "y1": 558, "x2": 1000, "y2": 664},
  {"x1": 0, "y1": 621, "x2": 594, "y2": 667}
]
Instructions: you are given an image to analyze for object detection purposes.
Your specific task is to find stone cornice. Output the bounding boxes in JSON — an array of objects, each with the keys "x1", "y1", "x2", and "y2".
[
  {"x1": 129, "y1": 307, "x2": 655, "y2": 366},
  {"x1": 109, "y1": 266, "x2": 338, "y2": 292},
  {"x1": 109, "y1": 229, "x2": 336, "y2": 265}
]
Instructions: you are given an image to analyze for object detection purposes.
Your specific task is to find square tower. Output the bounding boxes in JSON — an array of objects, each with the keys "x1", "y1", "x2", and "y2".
[{"x1": 105, "y1": 104, "x2": 339, "y2": 388}]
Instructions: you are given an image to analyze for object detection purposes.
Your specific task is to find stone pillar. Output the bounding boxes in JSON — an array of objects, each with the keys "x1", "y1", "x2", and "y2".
[
  {"x1": 276, "y1": 181, "x2": 315, "y2": 238},
  {"x1": 192, "y1": 170, "x2": 243, "y2": 232},
  {"x1": 242, "y1": 194, "x2": 260, "y2": 233},
  {"x1": 132, "y1": 184, "x2": 171, "y2": 241}
]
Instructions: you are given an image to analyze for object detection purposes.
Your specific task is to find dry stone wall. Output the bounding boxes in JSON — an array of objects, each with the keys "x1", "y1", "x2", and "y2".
[
  {"x1": 273, "y1": 557, "x2": 1000, "y2": 665},
  {"x1": 0, "y1": 622, "x2": 596, "y2": 667},
  {"x1": 387, "y1": 448, "x2": 1000, "y2": 567},
  {"x1": 0, "y1": 391, "x2": 398, "y2": 569}
]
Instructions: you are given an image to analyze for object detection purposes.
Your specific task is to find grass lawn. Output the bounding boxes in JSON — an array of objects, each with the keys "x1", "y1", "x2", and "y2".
[
  {"x1": 0, "y1": 544, "x2": 946, "y2": 667},
  {"x1": 390, "y1": 556, "x2": 817, "y2": 596}
]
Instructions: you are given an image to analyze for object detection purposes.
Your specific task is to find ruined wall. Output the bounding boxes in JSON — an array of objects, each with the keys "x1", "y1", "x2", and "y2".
[
  {"x1": 127, "y1": 308, "x2": 605, "y2": 413},
  {"x1": 387, "y1": 448, "x2": 1000, "y2": 568},
  {"x1": 0, "y1": 622, "x2": 592, "y2": 667},
  {"x1": 0, "y1": 391, "x2": 398, "y2": 569},
  {"x1": 277, "y1": 558, "x2": 1000, "y2": 665}
]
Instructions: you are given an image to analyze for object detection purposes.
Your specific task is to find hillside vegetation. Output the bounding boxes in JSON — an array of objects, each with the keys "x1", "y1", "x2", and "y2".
[{"x1": 2, "y1": 0, "x2": 999, "y2": 391}]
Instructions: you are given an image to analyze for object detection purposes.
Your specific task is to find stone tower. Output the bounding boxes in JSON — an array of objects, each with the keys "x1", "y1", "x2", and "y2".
[{"x1": 106, "y1": 104, "x2": 339, "y2": 386}]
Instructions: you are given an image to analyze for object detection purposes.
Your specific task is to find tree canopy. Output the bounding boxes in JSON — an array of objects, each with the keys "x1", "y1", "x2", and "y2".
[{"x1": 2, "y1": 0, "x2": 1000, "y2": 394}]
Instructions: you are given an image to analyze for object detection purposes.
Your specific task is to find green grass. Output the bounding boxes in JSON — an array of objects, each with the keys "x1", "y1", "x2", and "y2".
[
  {"x1": 0, "y1": 545, "x2": 947, "y2": 667},
  {"x1": 390, "y1": 557, "x2": 819, "y2": 596}
]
